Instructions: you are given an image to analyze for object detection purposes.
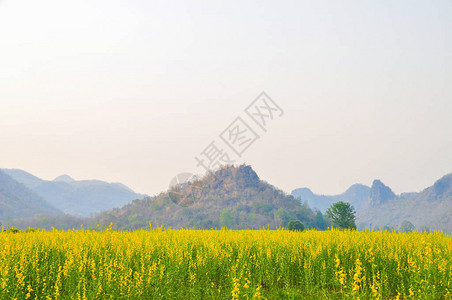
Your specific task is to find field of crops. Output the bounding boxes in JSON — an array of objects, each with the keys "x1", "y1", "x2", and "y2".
[{"x1": 1, "y1": 227, "x2": 451, "y2": 299}]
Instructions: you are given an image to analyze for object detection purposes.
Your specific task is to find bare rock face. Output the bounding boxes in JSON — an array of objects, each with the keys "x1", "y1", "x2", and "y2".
[
  {"x1": 368, "y1": 179, "x2": 396, "y2": 207},
  {"x1": 431, "y1": 174, "x2": 452, "y2": 200},
  {"x1": 236, "y1": 165, "x2": 260, "y2": 187}
]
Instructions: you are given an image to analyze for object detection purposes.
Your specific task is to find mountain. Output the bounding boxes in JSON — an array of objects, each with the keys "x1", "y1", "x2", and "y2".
[
  {"x1": 1, "y1": 168, "x2": 45, "y2": 189},
  {"x1": 93, "y1": 165, "x2": 328, "y2": 230},
  {"x1": 0, "y1": 170, "x2": 60, "y2": 220},
  {"x1": 291, "y1": 184, "x2": 370, "y2": 213},
  {"x1": 1, "y1": 169, "x2": 146, "y2": 217},
  {"x1": 358, "y1": 174, "x2": 452, "y2": 232},
  {"x1": 53, "y1": 174, "x2": 76, "y2": 183},
  {"x1": 368, "y1": 180, "x2": 396, "y2": 206}
]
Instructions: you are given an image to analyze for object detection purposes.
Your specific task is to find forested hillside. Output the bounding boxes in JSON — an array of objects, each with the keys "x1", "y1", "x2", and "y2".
[{"x1": 94, "y1": 165, "x2": 329, "y2": 230}]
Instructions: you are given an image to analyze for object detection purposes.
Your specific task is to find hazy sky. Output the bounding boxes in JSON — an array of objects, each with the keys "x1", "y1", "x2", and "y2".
[{"x1": 0, "y1": 0, "x2": 451, "y2": 196}]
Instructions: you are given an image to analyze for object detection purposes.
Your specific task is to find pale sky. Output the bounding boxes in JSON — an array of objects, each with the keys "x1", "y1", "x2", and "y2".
[{"x1": 0, "y1": 0, "x2": 451, "y2": 197}]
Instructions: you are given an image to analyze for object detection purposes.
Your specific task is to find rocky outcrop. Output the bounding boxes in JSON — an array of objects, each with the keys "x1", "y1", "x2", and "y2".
[{"x1": 368, "y1": 179, "x2": 396, "y2": 206}]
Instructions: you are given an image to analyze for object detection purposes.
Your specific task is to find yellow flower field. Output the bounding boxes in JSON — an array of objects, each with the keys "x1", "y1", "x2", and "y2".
[{"x1": 1, "y1": 227, "x2": 451, "y2": 299}]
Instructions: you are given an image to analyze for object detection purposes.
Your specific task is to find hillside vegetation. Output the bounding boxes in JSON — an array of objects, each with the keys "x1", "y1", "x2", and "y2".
[{"x1": 94, "y1": 165, "x2": 328, "y2": 230}]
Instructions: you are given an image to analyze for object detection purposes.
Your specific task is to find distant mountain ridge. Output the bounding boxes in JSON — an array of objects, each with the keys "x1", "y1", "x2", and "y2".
[
  {"x1": 368, "y1": 180, "x2": 396, "y2": 207},
  {"x1": 292, "y1": 172, "x2": 452, "y2": 232},
  {"x1": 5, "y1": 165, "x2": 452, "y2": 232},
  {"x1": 358, "y1": 173, "x2": 452, "y2": 231},
  {"x1": 53, "y1": 174, "x2": 75, "y2": 183},
  {"x1": 291, "y1": 184, "x2": 370, "y2": 213},
  {"x1": 1, "y1": 169, "x2": 146, "y2": 217},
  {"x1": 0, "y1": 170, "x2": 60, "y2": 220}
]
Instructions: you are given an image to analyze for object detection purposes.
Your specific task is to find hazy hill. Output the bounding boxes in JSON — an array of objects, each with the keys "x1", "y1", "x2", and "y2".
[
  {"x1": 1, "y1": 169, "x2": 145, "y2": 216},
  {"x1": 291, "y1": 184, "x2": 370, "y2": 213},
  {"x1": 1, "y1": 168, "x2": 45, "y2": 189},
  {"x1": 0, "y1": 170, "x2": 60, "y2": 220},
  {"x1": 368, "y1": 179, "x2": 397, "y2": 207},
  {"x1": 95, "y1": 165, "x2": 328, "y2": 230},
  {"x1": 358, "y1": 174, "x2": 452, "y2": 232}
]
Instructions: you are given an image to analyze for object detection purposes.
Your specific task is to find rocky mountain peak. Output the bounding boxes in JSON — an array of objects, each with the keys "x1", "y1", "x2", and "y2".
[
  {"x1": 368, "y1": 179, "x2": 396, "y2": 207},
  {"x1": 431, "y1": 173, "x2": 452, "y2": 199}
]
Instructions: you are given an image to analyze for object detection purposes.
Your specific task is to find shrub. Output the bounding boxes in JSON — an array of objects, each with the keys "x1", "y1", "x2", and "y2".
[
  {"x1": 288, "y1": 220, "x2": 304, "y2": 231},
  {"x1": 6, "y1": 227, "x2": 21, "y2": 233}
]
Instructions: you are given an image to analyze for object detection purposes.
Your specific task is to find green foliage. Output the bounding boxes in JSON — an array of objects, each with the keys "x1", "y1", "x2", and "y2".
[
  {"x1": 274, "y1": 208, "x2": 290, "y2": 227},
  {"x1": 5, "y1": 226, "x2": 21, "y2": 233},
  {"x1": 287, "y1": 220, "x2": 304, "y2": 231},
  {"x1": 220, "y1": 209, "x2": 236, "y2": 228},
  {"x1": 314, "y1": 211, "x2": 327, "y2": 230},
  {"x1": 252, "y1": 201, "x2": 274, "y2": 215},
  {"x1": 326, "y1": 201, "x2": 356, "y2": 229},
  {"x1": 25, "y1": 227, "x2": 38, "y2": 233},
  {"x1": 295, "y1": 204, "x2": 310, "y2": 222},
  {"x1": 248, "y1": 213, "x2": 257, "y2": 223}
]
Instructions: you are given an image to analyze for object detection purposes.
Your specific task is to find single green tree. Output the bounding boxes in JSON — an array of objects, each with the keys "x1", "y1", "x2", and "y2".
[
  {"x1": 326, "y1": 201, "x2": 356, "y2": 229},
  {"x1": 288, "y1": 220, "x2": 304, "y2": 231}
]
